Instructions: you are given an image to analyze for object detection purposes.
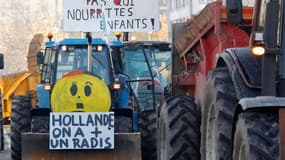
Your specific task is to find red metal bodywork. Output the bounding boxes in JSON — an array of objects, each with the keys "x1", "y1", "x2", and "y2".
[{"x1": 171, "y1": 2, "x2": 253, "y2": 102}]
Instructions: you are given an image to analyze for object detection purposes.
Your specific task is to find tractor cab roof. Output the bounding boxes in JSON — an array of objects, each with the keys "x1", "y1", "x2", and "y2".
[
  {"x1": 123, "y1": 41, "x2": 171, "y2": 51},
  {"x1": 58, "y1": 38, "x2": 107, "y2": 45},
  {"x1": 44, "y1": 38, "x2": 122, "y2": 48},
  {"x1": 124, "y1": 41, "x2": 170, "y2": 46}
]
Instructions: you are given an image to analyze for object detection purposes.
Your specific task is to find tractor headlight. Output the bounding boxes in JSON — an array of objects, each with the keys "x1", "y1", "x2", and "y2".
[
  {"x1": 61, "y1": 45, "x2": 67, "y2": 52},
  {"x1": 44, "y1": 84, "x2": 52, "y2": 90},
  {"x1": 252, "y1": 46, "x2": 265, "y2": 56},
  {"x1": 97, "y1": 45, "x2": 103, "y2": 51},
  {"x1": 112, "y1": 81, "x2": 121, "y2": 90},
  {"x1": 112, "y1": 78, "x2": 121, "y2": 90}
]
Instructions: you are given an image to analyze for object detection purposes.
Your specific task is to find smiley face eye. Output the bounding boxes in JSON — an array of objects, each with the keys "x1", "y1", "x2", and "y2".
[
  {"x1": 70, "y1": 83, "x2": 77, "y2": 96},
  {"x1": 84, "y1": 85, "x2": 91, "y2": 96}
]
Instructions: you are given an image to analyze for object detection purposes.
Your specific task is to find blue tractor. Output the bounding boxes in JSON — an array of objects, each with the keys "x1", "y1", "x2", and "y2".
[{"x1": 10, "y1": 35, "x2": 139, "y2": 160}]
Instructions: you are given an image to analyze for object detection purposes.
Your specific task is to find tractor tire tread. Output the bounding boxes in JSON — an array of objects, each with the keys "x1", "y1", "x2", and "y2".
[
  {"x1": 202, "y1": 67, "x2": 238, "y2": 160},
  {"x1": 139, "y1": 110, "x2": 157, "y2": 160},
  {"x1": 11, "y1": 96, "x2": 31, "y2": 160},
  {"x1": 159, "y1": 95, "x2": 200, "y2": 160},
  {"x1": 233, "y1": 111, "x2": 279, "y2": 160}
]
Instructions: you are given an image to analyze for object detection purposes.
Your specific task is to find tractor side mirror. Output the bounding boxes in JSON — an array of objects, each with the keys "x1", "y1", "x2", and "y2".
[
  {"x1": 0, "y1": 53, "x2": 4, "y2": 69},
  {"x1": 226, "y1": 0, "x2": 243, "y2": 24},
  {"x1": 37, "y1": 51, "x2": 44, "y2": 65}
]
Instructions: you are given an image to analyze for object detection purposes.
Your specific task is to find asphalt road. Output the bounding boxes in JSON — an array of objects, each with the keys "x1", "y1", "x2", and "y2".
[{"x1": 0, "y1": 125, "x2": 11, "y2": 160}]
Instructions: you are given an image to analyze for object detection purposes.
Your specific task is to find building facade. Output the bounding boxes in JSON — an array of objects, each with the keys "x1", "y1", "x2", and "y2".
[{"x1": 168, "y1": 0, "x2": 215, "y2": 23}]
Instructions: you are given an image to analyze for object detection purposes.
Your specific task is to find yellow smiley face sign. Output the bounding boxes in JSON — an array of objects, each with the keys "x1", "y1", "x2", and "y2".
[{"x1": 51, "y1": 71, "x2": 111, "y2": 112}]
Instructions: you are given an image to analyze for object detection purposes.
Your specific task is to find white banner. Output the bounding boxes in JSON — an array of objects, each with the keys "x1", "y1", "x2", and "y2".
[
  {"x1": 49, "y1": 112, "x2": 114, "y2": 150},
  {"x1": 63, "y1": 0, "x2": 160, "y2": 32}
]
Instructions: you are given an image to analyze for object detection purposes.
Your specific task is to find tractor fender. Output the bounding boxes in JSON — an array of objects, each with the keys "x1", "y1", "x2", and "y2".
[
  {"x1": 238, "y1": 96, "x2": 285, "y2": 111},
  {"x1": 233, "y1": 96, "x2": 284, "y2": 128},
  {"x1": 217, "y1": 48, "x2": 262, "y2": 99},
  {"x1": 112, "y1": 108, "x2": 133, "y2": 119},
  {"x1": 36, "y1": 84, "x2": 50, "y2": 109},
  {"x1": 216, "y1": 48, "x2": 283, "y2": 125},
  {"x1": 31, "y1": 108, "x2": 51, "y2": 117}
]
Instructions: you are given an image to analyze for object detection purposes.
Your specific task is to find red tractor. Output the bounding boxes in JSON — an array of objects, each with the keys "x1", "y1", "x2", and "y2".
[{"x1": 157, "y1": 0, "x2": 282, "y2": 159}]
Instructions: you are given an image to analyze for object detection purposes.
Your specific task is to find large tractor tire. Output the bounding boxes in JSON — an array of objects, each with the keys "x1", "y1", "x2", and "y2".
[
  {"x1": 0, "y1": 93, "x2": 4, "y2": 150},
  {"x1": 201, "y1": 67, "x2": 238, "y2": 160},
  {"x1": 31, "y1": 115, "x2": 49, "y2": 133},
  {"x1": 11, "y1": 96, "x2": 32, "y2": 160},
  {"x1": 139, "y1": 110, "x2": 157, "y2": 160},
  {"x1": 233, "y1": 111, "x2": 279, "y2": 160},
  {"x1": 115, "y1": 116, "x2": 132, "y2": 132},
  {"x1": 158, "y1": 96, "x2": 200, "y2": 160}
]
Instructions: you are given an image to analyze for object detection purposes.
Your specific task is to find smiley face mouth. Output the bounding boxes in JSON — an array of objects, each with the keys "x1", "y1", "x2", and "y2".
[{"x1": 76, "y1": 103, "x2": 84, "y2": 109}]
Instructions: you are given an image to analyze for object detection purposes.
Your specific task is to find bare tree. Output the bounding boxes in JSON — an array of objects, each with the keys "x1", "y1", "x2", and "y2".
[{"x1": 0, "y1": 0, "x2": 62, "y2": 75}]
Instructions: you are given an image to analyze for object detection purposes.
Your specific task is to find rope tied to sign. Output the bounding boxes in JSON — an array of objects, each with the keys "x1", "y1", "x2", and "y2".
[
  {"x1": 99, "y1": 1, "x2": 117, "y2": 82},
  {"x1": 100, "y1": 1, "x2": 109, "y2": 44}
]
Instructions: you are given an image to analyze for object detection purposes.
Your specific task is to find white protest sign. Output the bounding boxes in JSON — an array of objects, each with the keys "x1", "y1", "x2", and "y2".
[
  {"x1": 49, "y1": 112, "x2": 114, "y2": 150},
  {"x1": 63, "y1": 0, "x2": 160, "y2": 32}
]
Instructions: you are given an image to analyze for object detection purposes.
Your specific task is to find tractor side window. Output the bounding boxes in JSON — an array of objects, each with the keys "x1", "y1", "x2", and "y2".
[{"x1": 41, "y1": 47, "x2": 55, "y2": 83}]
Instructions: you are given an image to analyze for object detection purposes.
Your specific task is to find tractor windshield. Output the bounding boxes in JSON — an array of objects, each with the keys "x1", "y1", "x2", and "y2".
[
  {"x1": 56, "y1": 45, "x2": 111, "y2": 84},
  {"x1": 122, "y1": 45, "x2": 152, "y2": 79},
  {"x1": 122, "y1": 43, "x2": 165, "y2": 84},
  {"x1": 122, "y1": 43, "x2": 164, "y2": 111}
]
